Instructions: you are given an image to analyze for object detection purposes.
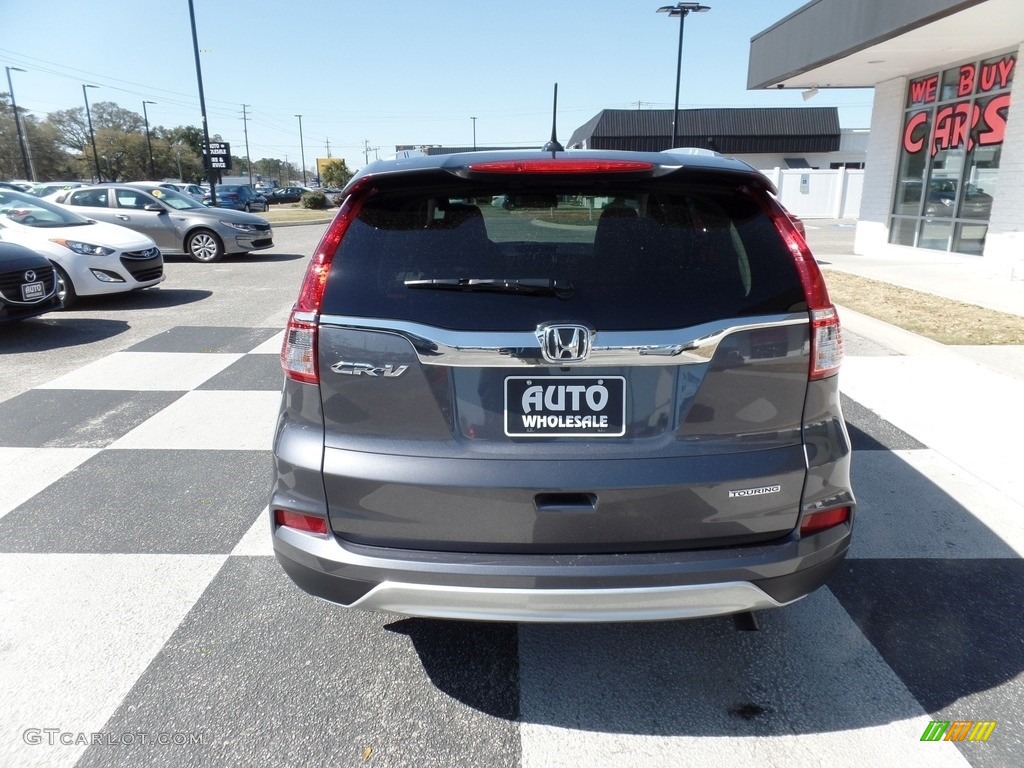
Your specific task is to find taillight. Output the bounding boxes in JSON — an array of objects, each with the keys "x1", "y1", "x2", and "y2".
[
  {"x1": 281, "y1": 315, "x2": 318, "y2": 384},
  {"x1": 468, "y1": 159, "x2": 653, "y2": 174},
  {"x1": 799, "y1": 506, "x2": 851, "y2": 535},
  {"x1": 280, "y1": 190, "x2": 366, "y2": 384},
  {"x1": 274, "y1": 508, "x2": 328, "y2": 537},
  {"x1": 758, "y1": 193, "x2": 843, "y2": 379}
]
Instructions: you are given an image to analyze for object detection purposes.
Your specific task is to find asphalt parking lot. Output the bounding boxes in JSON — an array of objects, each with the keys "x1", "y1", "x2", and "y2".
[{"x1": 1, "y1": 222, "x2": 1021, "y2": 768}]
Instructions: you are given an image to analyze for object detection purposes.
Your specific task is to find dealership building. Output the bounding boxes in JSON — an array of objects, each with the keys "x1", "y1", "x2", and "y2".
[{"x1": 749, "y1": 0, "x2": 1022, "y2": 265}]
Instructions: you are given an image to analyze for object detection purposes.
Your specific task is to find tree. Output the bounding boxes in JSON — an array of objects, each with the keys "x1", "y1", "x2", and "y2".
[
  {"x1": 320, "y1": 158, "x2": 353, "y2": 188},
  {"x1": 1, "y1": 93, "x2": 26, "y2": 178},
  {"x1": 47, "y1": 106, "x2": 89, "y2": 152},
  {"x1": 163, "y1": 124, "x2": 205, "y2": 158},
  {"x1": 25, "y1": 120, "x2": 78, "y2": 180},
  {"x1": 90, "y1": 102, "x2": 145, "y2": 133},
  {"x1": 95, "y1": 127, "x2": 151, "y2": 182},
  {"x1": 1, "y1": 94, "x2": 75, "y2": 181}
]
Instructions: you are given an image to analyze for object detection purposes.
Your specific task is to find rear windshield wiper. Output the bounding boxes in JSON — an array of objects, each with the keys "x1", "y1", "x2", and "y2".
[{"x1": 404, "y1": 278, "x2": 574, "y2": 298}]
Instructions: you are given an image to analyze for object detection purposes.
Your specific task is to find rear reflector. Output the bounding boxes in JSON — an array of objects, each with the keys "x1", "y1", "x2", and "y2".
[
  {"x1": 274, "y1": 509, "x2": 328, "y2": 537},
  {"x1": 799, "y1": 506, "x2": 851, "y2": 536},
  {"x1": 469, "y1": 159, "x2": 653, "y2": 174}
]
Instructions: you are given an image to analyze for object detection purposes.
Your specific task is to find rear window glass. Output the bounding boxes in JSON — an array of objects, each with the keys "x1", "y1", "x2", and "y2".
[{"x1": 321, "y1": 181, "x2": 805, "y2": 331}]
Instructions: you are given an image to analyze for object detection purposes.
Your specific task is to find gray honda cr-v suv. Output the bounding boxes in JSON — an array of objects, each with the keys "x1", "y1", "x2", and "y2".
[{"x1": 270, "y1": 148, "x2": 854, "y2": 622}]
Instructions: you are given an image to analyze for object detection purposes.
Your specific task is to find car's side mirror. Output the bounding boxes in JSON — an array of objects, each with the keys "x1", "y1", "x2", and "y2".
[{"x1": 143, "y1": 204, "x2": 166, "y2": 213}]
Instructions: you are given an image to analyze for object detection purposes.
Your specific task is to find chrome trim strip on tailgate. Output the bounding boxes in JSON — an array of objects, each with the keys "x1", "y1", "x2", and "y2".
[
  {"x1": 316, "y1": 312, "x2": 808, "y2": 367},
  {"x1": 348, "y1": 580, "x2": 795, "y2": 622}
]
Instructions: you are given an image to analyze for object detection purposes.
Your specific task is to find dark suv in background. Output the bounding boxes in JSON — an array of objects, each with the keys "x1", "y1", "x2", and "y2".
[
  {"x1": 270, "y1": 149, "x2": 854, "y2": 622},
  {"x1": 204, "y1": 184, "x2": 268, "y2": 212}
]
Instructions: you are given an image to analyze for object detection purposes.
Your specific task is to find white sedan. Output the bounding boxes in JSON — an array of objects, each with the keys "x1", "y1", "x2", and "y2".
[{"x1": 0, "y1": 189, "x2": 164, "y2": 308}]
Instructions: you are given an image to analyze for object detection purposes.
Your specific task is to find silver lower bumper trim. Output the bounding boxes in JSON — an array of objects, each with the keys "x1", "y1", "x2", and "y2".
[{"x1": 348, "y1": 581, "x2": 795, "y2": 623}]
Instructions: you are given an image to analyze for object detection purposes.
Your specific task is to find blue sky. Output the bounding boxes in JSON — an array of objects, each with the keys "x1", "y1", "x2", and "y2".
[{"x1": 2, "y1": 0, "x2": 873, "y2": 173}]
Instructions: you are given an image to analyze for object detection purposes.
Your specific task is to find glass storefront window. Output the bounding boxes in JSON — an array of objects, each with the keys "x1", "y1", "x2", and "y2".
[
  {"x1": 919, "y1": 218, "x2": 953, "y2": 252},
  {"x1": 890, "y1": 51, "x2": 1015, "y2": 255},
  {"x1": 954, "y1": 222, "x2": 987, "y2": 255},
  {"x1": 889, "y1": 217, "x2": 918, "y2": 247},
  {"x1": 892, "y1": 110, "x2": 930, "y2": 216}
]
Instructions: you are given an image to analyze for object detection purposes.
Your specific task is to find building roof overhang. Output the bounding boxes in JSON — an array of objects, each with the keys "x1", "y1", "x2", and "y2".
[{"x1": 748, "y1": 0, "x2": 1023, "y2": 91}]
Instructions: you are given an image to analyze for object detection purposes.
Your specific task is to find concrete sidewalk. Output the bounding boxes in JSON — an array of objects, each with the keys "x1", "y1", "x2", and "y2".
[
  {"x1": 817, "y1": 246, "x2": 1024, "y2": 318},
  {"x1": 798, "y1": 221, "x2": 1023, "y2": 506},
  {"x1": 803, "y1": 219, "x2": 1024, "y2": 381},
  {"x1": 802, "y1": 219, "x2": 1023, "y2": 317}
]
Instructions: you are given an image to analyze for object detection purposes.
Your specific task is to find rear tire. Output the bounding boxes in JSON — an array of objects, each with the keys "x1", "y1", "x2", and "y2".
[
  {"x1": 186, "y1": 229, "x2": 224, "y2": 263},
  {"x1": 54, "y1": 264, "x2": 77, "y2": 309}
]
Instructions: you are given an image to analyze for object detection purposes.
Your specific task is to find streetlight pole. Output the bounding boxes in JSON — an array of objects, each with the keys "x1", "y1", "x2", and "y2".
[
  {"x1": 5, "y1": 66, "x2": 32, "y2": 181},
  {"x1": 142, "y1": 100, "x2": 156, "y2": 180},
  {"x1": 657, "y1": 3, "x2": 710, "y2": 149},
  {"x1": 82, "y1": 84, "x2": 102, "y2": 182},
  {"x1": 471, "y1": 116, "x2": 477, "y2": 150},
  {"x1": 295, "y1": 114, "x2": 307, "y2": 186}
]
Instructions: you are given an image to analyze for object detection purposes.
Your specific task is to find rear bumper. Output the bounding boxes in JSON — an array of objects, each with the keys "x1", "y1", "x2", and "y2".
[{"x1": 272, "y1": 520, "x2": 851, "y2": 622}]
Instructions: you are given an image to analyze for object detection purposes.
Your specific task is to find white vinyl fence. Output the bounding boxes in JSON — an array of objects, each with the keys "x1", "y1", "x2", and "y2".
[{"x1": 759, "y1": 167, "x2": 864, "y2": 219}]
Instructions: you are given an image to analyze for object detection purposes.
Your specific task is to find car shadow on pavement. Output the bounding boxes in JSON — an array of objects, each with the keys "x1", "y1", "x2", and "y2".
[
  {"x1": 229, "y1": 252, "x2": 308, "y2": 264},
  {"x1": 384, "y1": 618, "x2": 519, "y2": 720},
  {"x1": 67, "y1": 288, "x2": 212, "y2": 311},
  {"x1": 391, "y1": 448, "x2": 1023, "y2": 741},
  {"x1": 0, "y1": 317, "x2": 130, "y2": 353}
]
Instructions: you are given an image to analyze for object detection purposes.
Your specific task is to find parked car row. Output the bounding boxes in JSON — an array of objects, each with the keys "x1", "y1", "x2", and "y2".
[
  {"x1": 0, "y1": 181, "x2": 276, "y2": 320},
  {"x1": 0, "y1": 188, "x2": 164, "y2": 309},
  {"x1": 49, "y1": 183, "x2": 275, "y2": 263},
  {"x1": 16, "y1": 179, "x2": 280, "y2": 213}
]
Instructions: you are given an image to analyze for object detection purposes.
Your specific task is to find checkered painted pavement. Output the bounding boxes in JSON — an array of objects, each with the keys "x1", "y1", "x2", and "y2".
[{"x1": 1, "y1": 324, "x2": 1021, "y2": 768}]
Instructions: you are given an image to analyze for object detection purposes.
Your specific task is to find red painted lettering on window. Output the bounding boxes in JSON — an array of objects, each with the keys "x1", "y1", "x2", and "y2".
[
  {"x1": 909, "y1": 75, "x2": 938, "y2": 104},
  {"x1": 902, "y1": 112, "x2": 929, "y2": 153},
  {"x1": 958, "y1": 64, "x2": 976, "y2": 97},
  {"x1": 978, "y1": 55, "x2": 1016, "y2": 93},
  {"x1": 978, "y1": 93, "x2": 1011, "y2": 146},
  {"x1": 932, "y1": 103, "x2": 980, "y2": 155}
]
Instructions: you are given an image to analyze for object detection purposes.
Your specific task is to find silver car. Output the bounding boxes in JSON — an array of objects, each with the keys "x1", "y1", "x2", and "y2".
[
  {"x1": 155, "y1": 182, "x2": 207, "y2": 203},
  {"x1": 270, "y1": 149, "x2": 855, "y2": 623},
  {"x1": 52, "y1": 183, "x2": 274, "y2": 263}
]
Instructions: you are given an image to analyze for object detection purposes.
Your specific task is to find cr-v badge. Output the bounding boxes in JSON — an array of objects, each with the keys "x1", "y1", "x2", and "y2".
[{"x1": 331, "y1": 360, "x2": 408, "y2": 377}]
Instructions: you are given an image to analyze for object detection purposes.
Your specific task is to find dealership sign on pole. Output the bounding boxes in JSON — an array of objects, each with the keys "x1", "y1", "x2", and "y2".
[{"x1": 204, "y1": 141, "x2": 232, "y2": 170}]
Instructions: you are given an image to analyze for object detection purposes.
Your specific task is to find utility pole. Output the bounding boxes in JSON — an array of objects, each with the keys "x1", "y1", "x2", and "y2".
[
  {"x1": 241, "y1": 104, "x2": 252, "y2": 185},
  {"x1": 5, "y1": 66, "x2": 32, "y2": 180},
  {"x1": 325, "y1": 138, "x2": 331, "y2": 158},
  {"x1": 142, "y1": 100, "x2": 156, "y2": 180},
  {"x1": 363, "y1": 139, "x2": 369, "y2": 166},
  {"x1": 82, "y1": 84, "x2": 101, "y2": 182},
  {"x1": 295, "y1": 114, "x2": 306, "y2": 186},
  {"x1": 188, "y1": 0, "x2": 216, "y2": 206}
]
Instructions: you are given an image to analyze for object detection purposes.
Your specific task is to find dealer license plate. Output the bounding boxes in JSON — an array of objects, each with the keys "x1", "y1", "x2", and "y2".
[
  {"x1": 21, "y1": 281, "x2": 44, "y2": 301},
  {"x1": 504, "y1": 376, "x2": 626, "y2": 437}
]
